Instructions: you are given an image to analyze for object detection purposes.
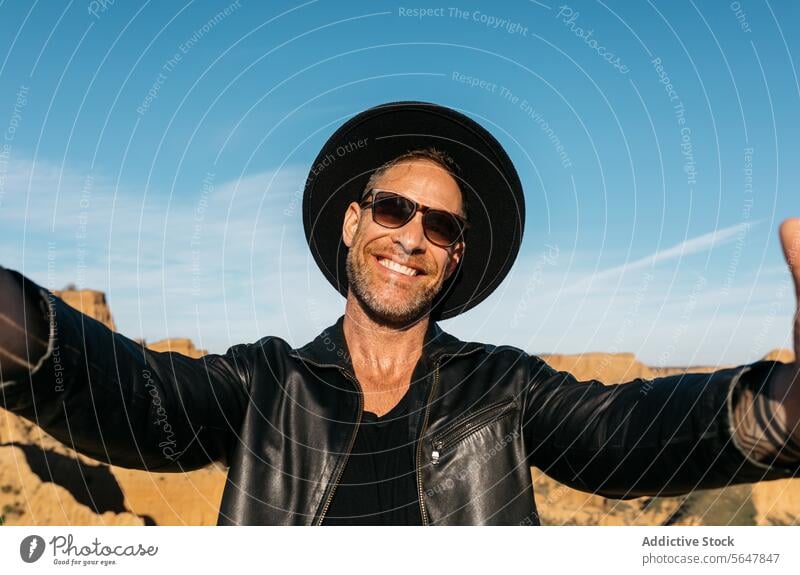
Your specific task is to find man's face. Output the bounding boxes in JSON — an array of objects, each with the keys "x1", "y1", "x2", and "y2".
[{"x1": 342, "y1": 159, "x2": 465, "y2": 326}]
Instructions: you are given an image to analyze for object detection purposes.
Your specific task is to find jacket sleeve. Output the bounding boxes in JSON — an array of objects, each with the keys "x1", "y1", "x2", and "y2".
[
  {"x1": 0, "y1": 267, "x2": 251, "y2": 472},
  {"x1": 522, "y1": 355, "x2": 800, "y2": 499}
]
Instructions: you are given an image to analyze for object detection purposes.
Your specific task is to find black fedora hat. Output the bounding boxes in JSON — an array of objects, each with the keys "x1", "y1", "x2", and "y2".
[{"x1": 302, "y1": 101, "x2": 525, "y2": 320}]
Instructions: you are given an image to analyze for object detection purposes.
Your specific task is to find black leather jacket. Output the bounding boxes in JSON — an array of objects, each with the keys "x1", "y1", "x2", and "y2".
[{"x1": 2, "y1": 268, "x2": 798, "y2": 525}]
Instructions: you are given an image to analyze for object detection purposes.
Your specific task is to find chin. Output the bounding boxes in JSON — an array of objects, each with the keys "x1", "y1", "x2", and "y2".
[
  {"x1": 366, "y1": 305, "x2": 431, "y2": 327},
  {"x1": 360, "y1": 285, "x2": 434, "y2": 326}
]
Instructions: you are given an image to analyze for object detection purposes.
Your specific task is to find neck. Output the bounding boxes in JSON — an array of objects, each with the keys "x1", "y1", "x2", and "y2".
[{"x1": 342, "y1": 291, "x2": 429, "y2": 379}]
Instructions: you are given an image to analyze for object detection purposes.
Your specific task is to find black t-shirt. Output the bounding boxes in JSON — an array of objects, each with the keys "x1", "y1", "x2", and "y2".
[{"x1": 321, "y1": 385, "x2": 422, "y2": 525}]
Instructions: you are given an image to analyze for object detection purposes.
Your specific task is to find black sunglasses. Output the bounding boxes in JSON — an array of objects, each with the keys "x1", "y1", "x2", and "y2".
[{"x1": 359, "y1": 189, "x2": 468, "y2": 248}]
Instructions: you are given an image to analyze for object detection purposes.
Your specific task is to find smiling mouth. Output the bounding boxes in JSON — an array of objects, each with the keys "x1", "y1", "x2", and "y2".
[{"x1": 376, "y1": 256, "x2": 421, "y2": 277}]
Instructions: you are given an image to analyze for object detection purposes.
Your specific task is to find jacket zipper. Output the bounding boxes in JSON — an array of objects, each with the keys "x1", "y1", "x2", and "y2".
[
  {"x1": 316, "y1": 367, "x2": 364, "y2": 525},
  {"x1": 430, "y1": 399, "x2": 516, "y2": 464},
  {"x1": 416, "y1": 359, "x2": 441, "y2": 525}
]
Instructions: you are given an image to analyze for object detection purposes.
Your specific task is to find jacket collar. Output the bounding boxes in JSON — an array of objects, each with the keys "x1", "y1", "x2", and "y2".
[{"x1": 289, "y1": 314, "x2": 484, "y2": 371}]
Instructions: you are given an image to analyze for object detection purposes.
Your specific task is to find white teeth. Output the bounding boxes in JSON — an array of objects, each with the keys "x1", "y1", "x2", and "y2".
[{"x1": 378, "y1": 257, "x2": 418, "y2": 277}]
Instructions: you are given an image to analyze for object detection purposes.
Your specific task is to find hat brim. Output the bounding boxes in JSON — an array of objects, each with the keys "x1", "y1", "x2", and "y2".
[{"x1": 302, "y1": 101, "x2": 524, "y2": 320}]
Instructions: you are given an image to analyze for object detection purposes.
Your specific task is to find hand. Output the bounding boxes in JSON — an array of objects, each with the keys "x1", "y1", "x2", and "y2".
[{"x1": 771, "y1": 219, "x2": 800, "y2": 444}]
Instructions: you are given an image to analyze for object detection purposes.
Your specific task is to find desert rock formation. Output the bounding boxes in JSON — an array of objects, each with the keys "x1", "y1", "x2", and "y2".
[
  {"x1": 147, "y1": 338, "x2": 208, "y2": 359},
  {"x1": 53, "y1": 288, "x2": 117, "y2": 331}
]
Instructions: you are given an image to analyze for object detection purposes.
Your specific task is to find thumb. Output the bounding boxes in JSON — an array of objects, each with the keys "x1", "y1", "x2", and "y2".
[
  {"x1": 779, "y1": 218, "x2": 800, "y2": 364},
  {"x1": 779, "y1": 218, "x2": 800, "y2": 298}
]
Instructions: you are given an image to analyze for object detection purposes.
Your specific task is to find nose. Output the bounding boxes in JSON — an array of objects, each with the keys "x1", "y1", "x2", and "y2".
[{"x1": 391, "y1": 211, "x2": 427, "y2": 254}]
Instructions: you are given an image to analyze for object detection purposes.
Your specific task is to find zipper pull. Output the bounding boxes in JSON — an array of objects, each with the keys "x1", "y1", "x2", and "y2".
[{"x1": 431, "y1": 440, "x2": 443, "y2": 465}]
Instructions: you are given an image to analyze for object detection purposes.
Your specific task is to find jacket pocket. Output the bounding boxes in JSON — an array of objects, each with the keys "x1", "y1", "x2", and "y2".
[{"x1": 430, "y1": 398, "x2": 517, "y2": 465}]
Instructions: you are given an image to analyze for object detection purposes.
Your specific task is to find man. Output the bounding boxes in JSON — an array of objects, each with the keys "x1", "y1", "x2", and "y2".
[{"x1": 1, "y1": 101, "x2": 799, "y2": 525}]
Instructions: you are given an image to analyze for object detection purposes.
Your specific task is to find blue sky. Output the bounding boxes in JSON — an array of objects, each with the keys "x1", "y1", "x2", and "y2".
[{"x1": 0, "y1": 0, "x2": 798, "y2": 366}]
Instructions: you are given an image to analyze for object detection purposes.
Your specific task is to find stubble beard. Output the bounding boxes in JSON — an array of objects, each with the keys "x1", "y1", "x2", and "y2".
[{"x1": 346, "y1": 237, "x2": 444, "y2": 328}]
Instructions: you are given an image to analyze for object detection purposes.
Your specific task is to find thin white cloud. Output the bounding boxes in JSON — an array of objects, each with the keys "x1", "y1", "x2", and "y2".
[
  {"x1": 606, "y1": 221, "x2": 757, "y2": 277},
  {"x1": 567, "y1": 221, "x2": 759, "y2": 291}
]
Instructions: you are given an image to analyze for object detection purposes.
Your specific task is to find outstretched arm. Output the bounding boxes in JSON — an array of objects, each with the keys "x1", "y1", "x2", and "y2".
[
  {"x1": 524, "y1": 357, "x2": 796, "y2": 499},
  {"x1": 0, "y1": 266, "x2": 251, "y2": 472},
  {"x1": 523, "y1": 219, "x2": 800, "y2": 498}
]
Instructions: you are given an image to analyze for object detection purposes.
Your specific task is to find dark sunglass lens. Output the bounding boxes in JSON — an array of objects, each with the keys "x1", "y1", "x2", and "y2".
[
  {"x1": 424, "y1": 211, "x2": 462, "y2": 246},
  {"x1": 372, "y1": 192, "x2": 414, "y2": 228}
]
